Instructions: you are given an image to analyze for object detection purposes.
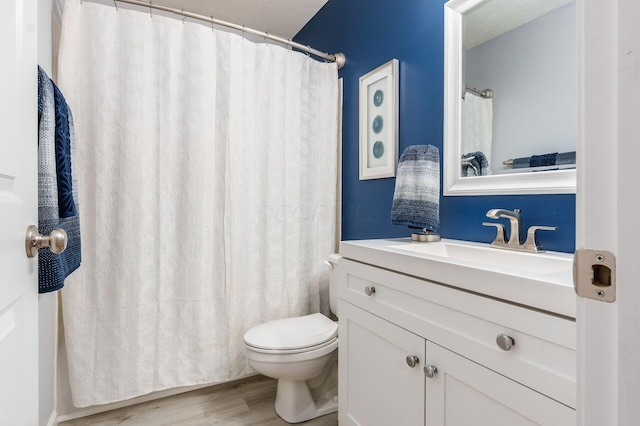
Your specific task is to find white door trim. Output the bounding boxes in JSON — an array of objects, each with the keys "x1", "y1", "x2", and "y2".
[
  {"x1": 578, "y1": 0, "x2": 640, "y2": 424},
  {"x1": 576, "y1": 0, "x2": 617, "y2": 424}
]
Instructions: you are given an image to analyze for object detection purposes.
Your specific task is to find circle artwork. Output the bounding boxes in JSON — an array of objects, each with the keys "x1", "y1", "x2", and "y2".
[
  {"x1": 373, "y1": 141, "x2": 384, "y2": 158},
  {"x1": 373, "y1": 90, "x2": 384, "y2": 107},
  {"x1": 372, "y1": 115, "x2": 384, "y2": 134}
]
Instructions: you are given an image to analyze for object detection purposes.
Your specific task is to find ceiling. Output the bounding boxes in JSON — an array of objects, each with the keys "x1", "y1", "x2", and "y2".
[
  {"x1": 464, "y1": 0, "x2": 574, "y2": 50},
  {"x1": 128, "y1": 0, "x2": 329, "y2": 40}
]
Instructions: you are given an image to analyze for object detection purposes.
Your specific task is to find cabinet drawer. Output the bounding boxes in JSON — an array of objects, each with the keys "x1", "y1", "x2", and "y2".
[{"x1": 338, "y1": 259, "x2": 576, "y2": 408}]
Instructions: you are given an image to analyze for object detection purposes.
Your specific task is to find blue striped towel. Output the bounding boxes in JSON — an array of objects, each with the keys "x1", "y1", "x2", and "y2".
[
  {"x1": 391, "y1": 145, "x2": 440, "y2": 231},
  {"x1": 512, "y1": 151, "x2": 576, "y2": 168},
  {"x1": 38, "y1": 66, "x2": 81, "y2": 293}
]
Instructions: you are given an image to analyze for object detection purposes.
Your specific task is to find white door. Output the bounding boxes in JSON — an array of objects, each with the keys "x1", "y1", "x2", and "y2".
[
  {"x1": 0, "y1": 0, "x2": 39, "y2": 425},
  {"x1": 338, "y1": 302, "x2": 424, "y2": 426},
  {"x1": 425, "y1": 342, "x2": 575, "y2": 425},
  {"x1": 578, "y1": 0, "x2": 640, "y2": 424}
]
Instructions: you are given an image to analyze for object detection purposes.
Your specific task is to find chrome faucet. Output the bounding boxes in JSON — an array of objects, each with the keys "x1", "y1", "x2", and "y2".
[
  {"x1": 485, "y1": 208, "x2": 522, "y2": 245},
  {"x1": 483, "y1": 209, "x2": 557, "y2": 253}
]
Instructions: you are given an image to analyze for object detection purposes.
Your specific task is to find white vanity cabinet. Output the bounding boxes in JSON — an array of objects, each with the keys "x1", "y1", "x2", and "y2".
[
  {"x1": 425, "y1": 342, "x2": 574, "y2": 425},
  {"x1": 339, "y1": 302, "x2": 424, "y2": 425},
  {"x1": 338, "y1": 258, "x2": 576, "y2": 426}
]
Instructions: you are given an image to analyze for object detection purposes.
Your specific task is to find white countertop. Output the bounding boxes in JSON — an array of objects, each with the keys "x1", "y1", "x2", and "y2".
[{"x1": 339, "y1": 238, "x2": 577, "y2": 319}]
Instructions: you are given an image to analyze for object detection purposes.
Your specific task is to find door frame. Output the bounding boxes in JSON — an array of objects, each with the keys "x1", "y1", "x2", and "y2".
[{"x1": 577, "y1": 0, "x2": 640, "y2": 424}]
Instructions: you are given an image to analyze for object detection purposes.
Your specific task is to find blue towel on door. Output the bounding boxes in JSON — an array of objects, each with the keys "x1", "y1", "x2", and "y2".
[
  {"x1": 37, "y1": 66, "x2": 81, "y2": 293},
  {"x1": 391, "y1": 145, "x2": 440, "y2": 231}
]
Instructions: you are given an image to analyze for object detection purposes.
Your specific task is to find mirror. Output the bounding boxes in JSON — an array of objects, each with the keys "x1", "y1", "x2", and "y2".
[{"x1": 444, "y1": 0, "x2": 576, "y2": 195}]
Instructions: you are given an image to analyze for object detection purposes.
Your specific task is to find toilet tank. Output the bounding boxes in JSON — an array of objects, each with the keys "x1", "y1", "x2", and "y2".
[{"x1": 327, "y1": 254, "x2": 341, "y2": 318}]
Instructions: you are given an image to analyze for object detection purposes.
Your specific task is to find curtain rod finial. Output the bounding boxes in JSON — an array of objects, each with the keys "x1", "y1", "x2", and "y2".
[{"x1": 334, "y1": 53, "x2": 346, "y2": 69}]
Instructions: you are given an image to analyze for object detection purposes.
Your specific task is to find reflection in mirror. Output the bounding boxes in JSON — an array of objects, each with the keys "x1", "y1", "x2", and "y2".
[{"x1": 460, "y1": 0, "x2": 576, "y2": 177}]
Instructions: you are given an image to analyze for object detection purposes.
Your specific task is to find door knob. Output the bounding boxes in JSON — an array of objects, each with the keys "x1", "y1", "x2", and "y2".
[
  {"x1": 406, "y1": 355, "x2": 419, "y2": 368},
  {"x1": 25, "y1": 225, "x2": 67, "y2": 258},
  {"x1": 424, "y1": 365, "x2": 438, "y2": 378}
]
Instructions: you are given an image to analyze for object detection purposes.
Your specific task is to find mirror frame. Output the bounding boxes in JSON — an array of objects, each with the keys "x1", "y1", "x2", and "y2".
[{"x1": 443, "y1": 0, "x2": 576, "y2": 196}]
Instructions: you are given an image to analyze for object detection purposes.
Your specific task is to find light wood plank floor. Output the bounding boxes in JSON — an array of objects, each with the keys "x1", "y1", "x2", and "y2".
[{"x1": 59, "y1": 375, "x2": 338, "y2": 426}]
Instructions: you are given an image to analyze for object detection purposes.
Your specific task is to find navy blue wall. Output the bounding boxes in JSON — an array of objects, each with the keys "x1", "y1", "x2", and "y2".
[{"x1": 295, "y1": 0, "x2": 575, "y2": 253}]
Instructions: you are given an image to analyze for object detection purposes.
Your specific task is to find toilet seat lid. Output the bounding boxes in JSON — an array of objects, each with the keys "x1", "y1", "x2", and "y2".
[{"x1": 244, "y1": 313, "x2": 338, "y2": 351}]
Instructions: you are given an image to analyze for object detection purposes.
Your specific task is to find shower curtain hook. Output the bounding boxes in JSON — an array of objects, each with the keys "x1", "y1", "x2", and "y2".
[
  {"x1": 242, "y1": 25, "x2": 246, "y2": 41},
  {"x1": 305, "y1": 46, "x2": 311, "y2": 57},
  {"x1": 113, "y1": 0, "x2": 118, "y2": 11},
  {"x1": 181, "y1": 9, "x2": 187, "y2": 24},
  {"x1": 149, "y1": 1, "x2": 153, "y2": 18},
  {"x1": 210, "y1": 17, "x2": 214, "y2": 32}
]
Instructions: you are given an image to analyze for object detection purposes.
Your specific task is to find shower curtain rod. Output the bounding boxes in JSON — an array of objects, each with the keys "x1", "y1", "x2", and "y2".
[
  {"x1": 464, "y1": 84, "x2": 493, "y2": 99},
  {"x1": 107, "y1": 0, "x2": 346, "y2": 69}
]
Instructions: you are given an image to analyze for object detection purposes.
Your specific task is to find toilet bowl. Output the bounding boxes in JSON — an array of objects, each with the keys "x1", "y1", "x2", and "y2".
[{"x1": 243, "y1": 255, "x2": 340, "y2": 424}]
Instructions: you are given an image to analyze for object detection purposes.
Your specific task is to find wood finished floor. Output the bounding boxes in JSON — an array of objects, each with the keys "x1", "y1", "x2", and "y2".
[{"x1": 59, "y1": 375, "x2": 338, "y2": 426}]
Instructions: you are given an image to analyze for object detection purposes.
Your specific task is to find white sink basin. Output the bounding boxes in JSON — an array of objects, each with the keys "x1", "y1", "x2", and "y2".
[
  {"x1": 387, "y1": 242, "x2": 571, "y2": 275},
  {"x1": 339, "y1": 238, "x2": 576, "y2": 318}
]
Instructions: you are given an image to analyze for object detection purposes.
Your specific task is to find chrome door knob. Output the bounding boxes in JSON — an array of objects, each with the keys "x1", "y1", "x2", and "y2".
[
  {"x1": 25, "y1": 225, "x2": 67, "y2": 258},
  {"x1": 364, "y1": 286, "x2": 376, "y2": 296},
  {"x1": 496, "y1": 334, "x2": 515, "y2": 351},
  {"x1": 424, "y1": 365, "x2": 438, "y2": 378},
  {"x1": 406, "y1": 355, "x2": 419, "y2": 368}
]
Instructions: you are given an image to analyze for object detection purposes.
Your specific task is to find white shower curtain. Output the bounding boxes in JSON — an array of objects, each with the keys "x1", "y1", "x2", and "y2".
[{"x1": 57, "y1": 0, "x2": 338, "y2": 407}]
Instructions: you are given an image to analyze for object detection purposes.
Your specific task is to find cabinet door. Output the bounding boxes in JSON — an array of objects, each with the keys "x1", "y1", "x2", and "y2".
[
  {"x1": 425, "y1": 342, "x2": 575, "y2": 426},
  {"x1": 339, "y1": 301, "x2": 425, "y2": 426}
]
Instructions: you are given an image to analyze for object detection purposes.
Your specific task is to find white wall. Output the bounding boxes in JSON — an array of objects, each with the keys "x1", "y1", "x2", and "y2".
[
  {"x1": 465, "y1": 2, "x2": 576, "y2": 172},
  {"x1": 38, "y1": 294, "x2": 57, "y2": 426}
]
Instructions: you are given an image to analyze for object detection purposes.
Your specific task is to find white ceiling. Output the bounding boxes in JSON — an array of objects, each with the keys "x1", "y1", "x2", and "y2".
[
  {"x1": 138, "y1": 0, "x2": 329, "y2": 40},
  {"x1": 464, "y1": 0, "x2": 574, "y2": 49}
]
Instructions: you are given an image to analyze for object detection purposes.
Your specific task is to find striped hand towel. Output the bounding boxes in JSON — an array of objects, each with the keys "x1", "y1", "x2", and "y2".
[{"x1": 391, "y1": 145, "x2": 440, "y2": 231}]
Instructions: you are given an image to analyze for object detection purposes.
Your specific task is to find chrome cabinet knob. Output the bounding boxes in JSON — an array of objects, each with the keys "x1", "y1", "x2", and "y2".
[
  {"x1": 406, "y1": 355, "x2": 419, "y2": 368},
  {"x1": 25, "y1": 225, "x2": 67, "y2": 258},
  {"x1": 424, "y1": 365, "x2": 438, "y2": 378},
  {"x1": 364, "y1": 286, "x2": 376, "y2": 296},
  {"x1": 496, "y1": 334, "x2": 515, "y2": 351}
]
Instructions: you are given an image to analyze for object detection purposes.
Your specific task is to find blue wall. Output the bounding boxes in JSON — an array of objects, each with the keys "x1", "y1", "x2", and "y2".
[{"x1": 295, "y1": 0, "x2": 575, "y2": 253}]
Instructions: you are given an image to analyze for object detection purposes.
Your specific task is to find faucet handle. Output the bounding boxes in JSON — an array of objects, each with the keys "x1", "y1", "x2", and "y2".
[
  {"x1": 482, "y1": 222, "x2": 507, "y2": 246},
  {"x1": 523, "y1": 226, "x2": 557, "y2": 252}
]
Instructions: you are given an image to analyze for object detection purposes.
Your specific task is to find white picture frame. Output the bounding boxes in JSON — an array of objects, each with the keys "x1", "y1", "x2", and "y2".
[{"x1": 359, "y1": 59, "x2": 399, "y2": 180}]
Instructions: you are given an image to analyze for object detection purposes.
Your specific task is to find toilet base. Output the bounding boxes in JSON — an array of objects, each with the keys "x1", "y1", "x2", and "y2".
[{"x1": 274, "y1": 379, "x2": 338, "y2": 424}]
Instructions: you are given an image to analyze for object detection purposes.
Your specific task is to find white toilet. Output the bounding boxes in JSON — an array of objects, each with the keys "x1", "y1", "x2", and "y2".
[{"x1": 243, "y1": 254, "x2": 340, "y2": 423}]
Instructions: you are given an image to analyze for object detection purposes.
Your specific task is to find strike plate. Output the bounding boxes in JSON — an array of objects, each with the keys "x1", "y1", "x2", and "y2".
[{"x1": 573, "y1": 249, "x2": 616, "y2": 302}]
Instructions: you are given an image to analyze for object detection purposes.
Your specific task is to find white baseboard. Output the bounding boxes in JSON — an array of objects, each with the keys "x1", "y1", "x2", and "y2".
[
  {"x1": 46, "y1": 408, "x2": 58, "y2": 426},
  {"x1": 56, "y1": 374, "x2": 258, "y2": 423}
]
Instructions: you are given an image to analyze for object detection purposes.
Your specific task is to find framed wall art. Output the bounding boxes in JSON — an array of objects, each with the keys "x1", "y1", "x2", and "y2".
[{"x1": 359, "y1": 59, "x2": 399, "y2": 180}]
